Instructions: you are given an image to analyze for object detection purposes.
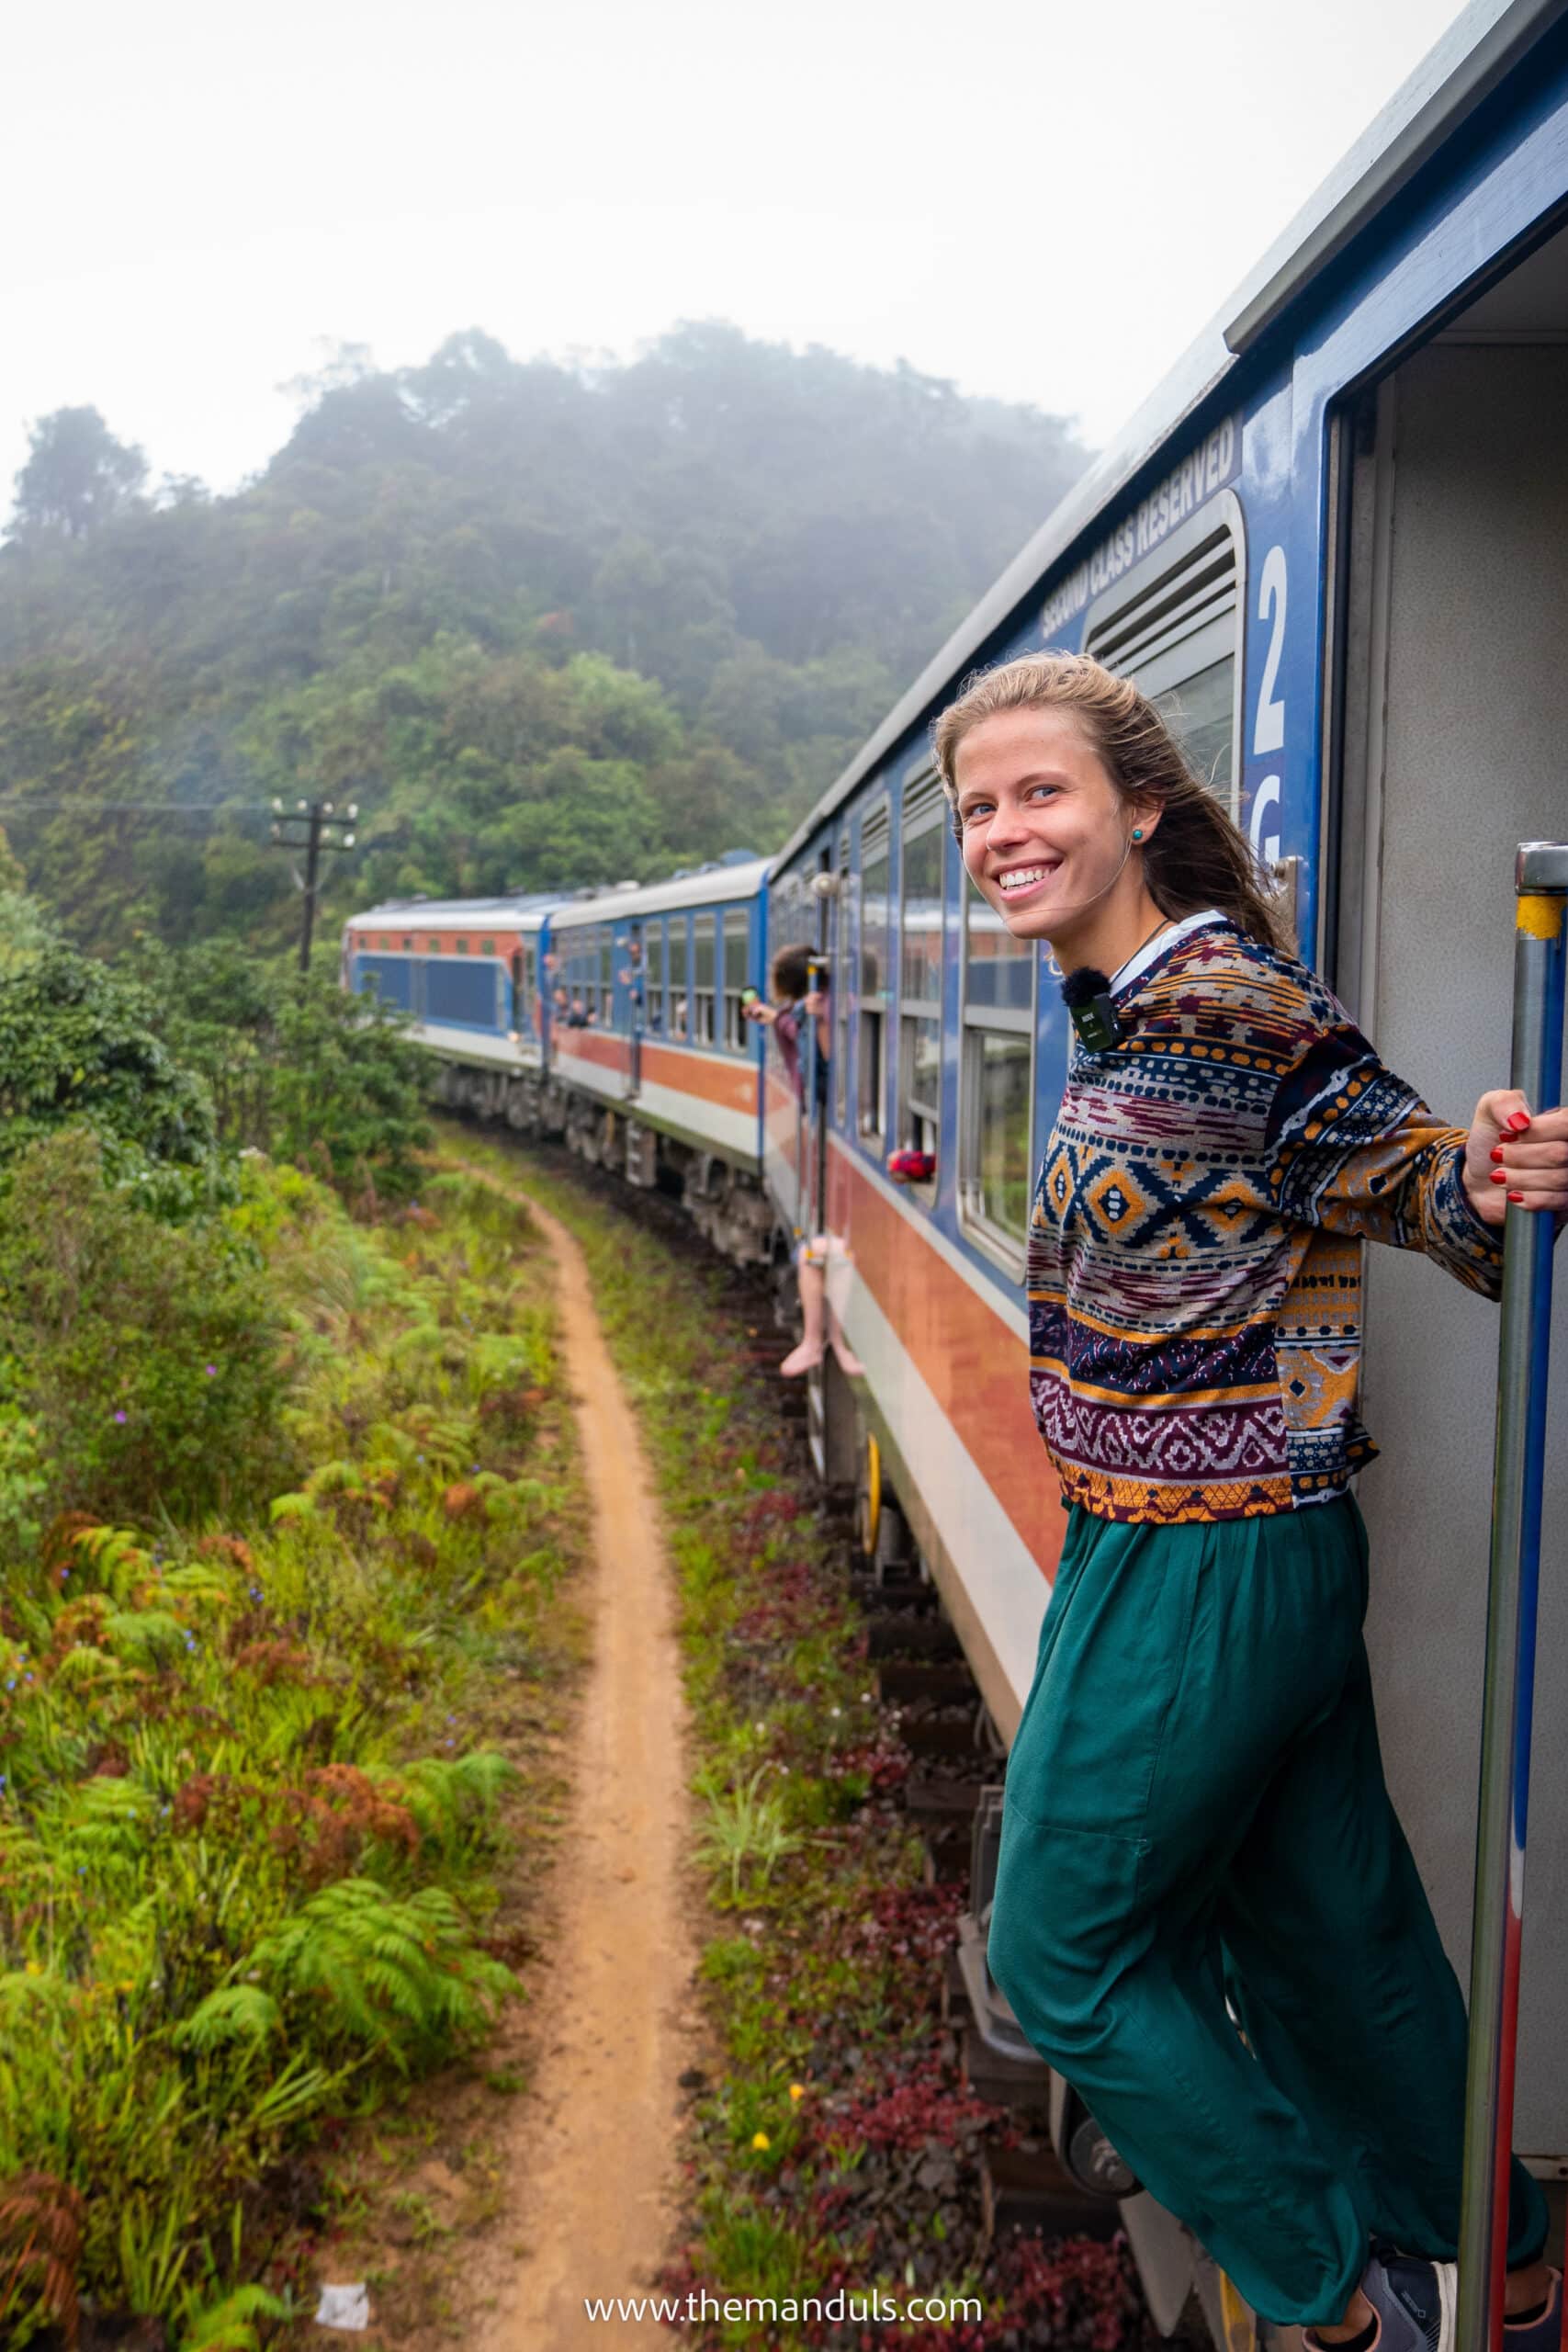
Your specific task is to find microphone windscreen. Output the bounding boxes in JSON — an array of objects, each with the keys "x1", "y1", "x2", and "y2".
[{"x1": 1059, "y1": 967, "x2": 1112, "y2": 1011}]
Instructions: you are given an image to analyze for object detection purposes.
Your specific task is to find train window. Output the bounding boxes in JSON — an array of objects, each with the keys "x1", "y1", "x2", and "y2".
[
  {"x1": 668, "y1": 916, "x2": 690, "y2": 1039},
  {"x1": 645, "y1": 920, "x2": 665, "y2": 1030},
  {"x1": 692, "y1": 913, "x2": 716, "y2": 1046},
  {"x1": 599, "y1": 928, "x2": 614, "y2": 1022},
  {"x1": 1082, "y1": 506, "x2": 1241, "y2": 812},
  {"x1": 457, "y1": 938, "x2": 469, "y2": 955},
  {"x1": 897, "y1": 776, "x2": 946, "y2": 1183},
  {"x1": 960, "y1": 887, "x2": 1034, "y2": 1262},
  {"x1": 834, "y1": 835, "x2": 851, "y2": 1127},
  {"x1": 722, "y1": 909, "x2": 750, "y2": 1050},
  {"x1": 402, "y1": 937, "x2": 412, "y2": 951},
  {"x1": 858, "y1": 801, "x2": 891, "y2": 1148}
]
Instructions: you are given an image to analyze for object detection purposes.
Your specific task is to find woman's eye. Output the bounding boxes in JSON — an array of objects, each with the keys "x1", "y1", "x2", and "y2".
[{"x1": 962, "y1": 802, "x2": 993, "y2": 825}]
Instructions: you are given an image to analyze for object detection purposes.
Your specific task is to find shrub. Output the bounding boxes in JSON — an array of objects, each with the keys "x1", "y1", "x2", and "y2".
[
  {"x1": 0, "y1": 932, "x2": 215, "y2": 1185},
  {"x1": 0, "y1": 1129, "x2": 290, "y2": 1526}
]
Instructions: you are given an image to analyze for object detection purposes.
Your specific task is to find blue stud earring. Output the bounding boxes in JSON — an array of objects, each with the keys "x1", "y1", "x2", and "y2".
[{"x1": 1132, "y1": 827, "x2": 1145, "y2": 842}]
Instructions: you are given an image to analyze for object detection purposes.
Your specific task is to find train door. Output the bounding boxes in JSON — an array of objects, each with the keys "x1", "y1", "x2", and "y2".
[{"x1": 1332, "y1": 223, "x2": 1568, "y2": 2171}]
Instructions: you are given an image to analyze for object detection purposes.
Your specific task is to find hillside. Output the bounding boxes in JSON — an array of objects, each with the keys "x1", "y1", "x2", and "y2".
[{"x1": 0, "y1": 323, "x2": 1088, "y2": 952}]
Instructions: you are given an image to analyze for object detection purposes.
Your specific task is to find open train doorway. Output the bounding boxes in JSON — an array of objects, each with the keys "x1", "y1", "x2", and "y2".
[{"x1": 1331, "y1": 218, "x2": 1568, "y2": 2174}]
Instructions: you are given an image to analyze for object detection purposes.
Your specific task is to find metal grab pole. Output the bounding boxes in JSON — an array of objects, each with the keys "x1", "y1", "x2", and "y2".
[{"x1": 1456, "y1": 842, "x2": 1568, "y2": 2352}]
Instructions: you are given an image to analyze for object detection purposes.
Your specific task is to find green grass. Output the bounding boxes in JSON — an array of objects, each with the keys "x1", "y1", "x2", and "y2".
[{"x1": 0, "y1": 1156, "x2": 586, "y2": 2346}]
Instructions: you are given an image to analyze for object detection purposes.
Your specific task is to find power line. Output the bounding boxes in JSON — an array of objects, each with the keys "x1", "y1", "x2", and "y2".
[{"x1": 0, "y1": 797, "x2": 276, "y2": 817}]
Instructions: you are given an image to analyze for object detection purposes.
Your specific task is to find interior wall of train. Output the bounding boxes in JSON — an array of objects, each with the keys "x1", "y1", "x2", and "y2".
[{"x1": 1335, "y1": 217, "x2": 1568, "y2": 2164}]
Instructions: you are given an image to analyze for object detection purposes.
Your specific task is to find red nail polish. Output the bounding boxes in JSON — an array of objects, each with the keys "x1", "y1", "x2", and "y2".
[
  {"x1": 1508, "y1": 1190, "x2": 1525, "y2": 1204},
  {"x1": 1508, "y1": 1113, "x2": 1531, "y2": 1132},
  {"x1": 1491, "y1": 1169, "x2": 1507, "y2": 1183},
  {"x1": 1491, "y1": 1145, "x2": 1506, "y2": 1161}
]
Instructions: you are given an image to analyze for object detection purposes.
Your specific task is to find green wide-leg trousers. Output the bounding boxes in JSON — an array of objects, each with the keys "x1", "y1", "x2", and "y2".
[{"x1": 987, "y1": 1496, "x2": 1549, "y2": 2327}]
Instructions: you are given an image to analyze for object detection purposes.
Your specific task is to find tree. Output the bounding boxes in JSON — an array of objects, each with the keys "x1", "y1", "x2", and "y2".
[{"x1": 9, "y1": 406, "x2": 148, "y2": 541}]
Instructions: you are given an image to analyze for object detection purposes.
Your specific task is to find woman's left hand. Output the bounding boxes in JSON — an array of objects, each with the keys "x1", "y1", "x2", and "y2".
[{"x1": 1462, "y1": 1090, "x2": 1568, "y2": 1227}]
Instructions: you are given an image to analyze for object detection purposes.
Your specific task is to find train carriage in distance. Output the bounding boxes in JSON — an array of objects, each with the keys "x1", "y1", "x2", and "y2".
[
  {"x1": 343, "y1": 893, "x2": 557, "y2": 1119},
  {"x1": 543, "y1": 856, "x2": 774, "y2": 1257},
  {"x1": 347, "y1": 0, "x2": 1568, "y2": 2334}
]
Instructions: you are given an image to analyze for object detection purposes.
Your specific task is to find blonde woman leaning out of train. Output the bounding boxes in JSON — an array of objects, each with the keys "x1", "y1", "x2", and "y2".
[{"x1": 934, "y1": 651, "x2": 1568, "y2": 2352}]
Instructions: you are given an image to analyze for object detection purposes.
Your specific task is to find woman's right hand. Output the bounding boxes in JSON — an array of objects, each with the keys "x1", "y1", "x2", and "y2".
[{"x1": 1463, "y1": 1090, "x2": 1568, "y2": 1227}]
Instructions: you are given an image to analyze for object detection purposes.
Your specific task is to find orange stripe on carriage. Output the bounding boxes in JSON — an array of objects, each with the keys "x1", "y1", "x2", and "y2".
[{"x1": 825, "y1": 1147, "x2": 1065, "y2": 1586}]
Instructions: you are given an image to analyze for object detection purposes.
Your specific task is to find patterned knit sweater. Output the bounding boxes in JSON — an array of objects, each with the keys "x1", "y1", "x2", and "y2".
[{"x1": 1029, "y1": 916, "x2": 1502, "y2": 1521}]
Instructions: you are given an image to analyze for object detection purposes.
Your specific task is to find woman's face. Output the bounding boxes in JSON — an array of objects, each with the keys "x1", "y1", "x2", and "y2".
[{"x1": 953, "y1": 705, "x2": 1134, "y2": 943}]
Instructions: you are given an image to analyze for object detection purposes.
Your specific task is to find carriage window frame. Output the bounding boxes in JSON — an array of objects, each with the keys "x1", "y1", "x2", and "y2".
[
  {"x1": 667, "y1": 913, "x2": 691, "y2": 1039},
  {"x1": 721, "y1": 906, "x2": 750, "y2": 1053},
  {"x1": 896, "y1": 776, "x2": 947, "y2": 1203},
  {"x1": 833, "y1": 833, "x2": 852, "y2": 1129},
  {"x1": 1080, "y1": 491, "x2": 1246, "y2": 820},
  {"x1": 692, "y1": 912, "x2": 716, "y2": 1046},
  {"x1": 958, "y1": 882, "x2": 1037, "y2": 1273},
  {"x1": 644, "y1": 918, "x2": 665, "y2": 1032},
  {"x1": 857, "y1": 800, "x2": 892, "y2": 1154}
]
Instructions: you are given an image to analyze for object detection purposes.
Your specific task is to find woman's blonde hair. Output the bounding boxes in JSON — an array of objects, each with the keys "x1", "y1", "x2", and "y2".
[{"x1": 931, "y1": 650, "x2": 1291, "y2": 956}]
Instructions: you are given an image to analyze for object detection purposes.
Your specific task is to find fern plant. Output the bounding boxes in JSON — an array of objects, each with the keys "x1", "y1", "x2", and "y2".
[{"x1": 222, "y1": 1878, "x2": 514, "y2": 2072}]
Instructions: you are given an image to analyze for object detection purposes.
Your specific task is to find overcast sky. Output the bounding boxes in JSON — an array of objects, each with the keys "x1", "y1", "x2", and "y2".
[{"x1": 4, "y1": 0, "x2": 1468, "y2": 503}]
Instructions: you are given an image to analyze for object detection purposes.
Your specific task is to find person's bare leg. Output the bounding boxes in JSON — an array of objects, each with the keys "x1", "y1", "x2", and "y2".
[
  {"x1": 780, "y1": 1253, "x2": 825, "y2": 1376},
  {"x1": 1505, "y1": 2261, "x2": 1553, "y2": 2318},
  {"x1": 1314, "y1": 2288, "x2": 1377, "y2": 2343}
]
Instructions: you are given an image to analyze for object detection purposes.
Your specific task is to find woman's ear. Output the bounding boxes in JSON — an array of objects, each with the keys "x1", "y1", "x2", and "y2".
[{"x1": 1129, "y1": 800, "x2": 1162, "y2": 845}]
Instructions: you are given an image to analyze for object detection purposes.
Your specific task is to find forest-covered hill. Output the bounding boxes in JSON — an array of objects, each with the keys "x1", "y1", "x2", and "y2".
[{"x1": 0, "y1": 323, "x2": 1087, "y2": 954}]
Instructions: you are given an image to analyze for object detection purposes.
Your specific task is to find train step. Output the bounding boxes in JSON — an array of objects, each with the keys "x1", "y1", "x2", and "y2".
[
  {"x1": 979, "y1": 2145, "x2": 1122, "y2": 2247},
  {"x1": 963, "y1": 2023, "x2": 1054, "y2": 2111}
]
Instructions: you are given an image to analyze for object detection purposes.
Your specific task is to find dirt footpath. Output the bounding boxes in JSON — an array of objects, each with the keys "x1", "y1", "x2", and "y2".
[{"x1": 486, "y1": 1179, "x2": 699, "y2": 2349}]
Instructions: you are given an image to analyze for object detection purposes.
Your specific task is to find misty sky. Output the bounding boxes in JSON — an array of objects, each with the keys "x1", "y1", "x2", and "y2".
[{"x1": 6, "y1": 0, "x2": 1467, "y2": 503}]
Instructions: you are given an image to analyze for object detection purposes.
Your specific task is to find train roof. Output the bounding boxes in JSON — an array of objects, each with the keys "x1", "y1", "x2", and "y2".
[
  {"x1": 547, "y1": 855, "x2": 771, "y2": 931},
  {"x1": 345, "y1": 893, "x2": 562, "y2": 933},
  {"x1": 772, "y1": 0, "x2": 1568, "y2": 871}
]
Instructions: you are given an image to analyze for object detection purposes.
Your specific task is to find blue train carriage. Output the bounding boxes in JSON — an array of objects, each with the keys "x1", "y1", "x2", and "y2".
[
  {"x1": 768, "y1": 0, "x2": 1568, "y2": 2332},
  {"x1": 342, "y1": 894, "x2": 561, "y2": 1125},
  {"x1": 544, "y1": 856, "x2": 775, "y2": 1257}
]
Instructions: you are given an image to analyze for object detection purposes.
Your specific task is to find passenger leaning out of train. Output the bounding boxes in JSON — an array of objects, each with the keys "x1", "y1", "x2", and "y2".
[
  {"x1": 937, "y1": 651, "x2": 1568, "y2": 2352},
  {"x1": 745, "y1": 947, "x2": 863, "y2": 1380}
]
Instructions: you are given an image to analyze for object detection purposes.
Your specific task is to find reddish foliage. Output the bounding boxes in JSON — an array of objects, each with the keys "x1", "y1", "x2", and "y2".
[
  {"x1": 267, "y1": 1764, "x2": 421, "y2": 1887},
  {"x1": 196, "y1": 1533, "x2": 255, "y2": 1574},
  {"x1": 0, "y1": 2170, "x2": 85, "y2": 2347},
  {"x1": 442, "y1": 1482, "x2": 482, "y2": 1520},
  {"x1": 231, "y1": 1637, "x2": 313, "y2": 1686}
]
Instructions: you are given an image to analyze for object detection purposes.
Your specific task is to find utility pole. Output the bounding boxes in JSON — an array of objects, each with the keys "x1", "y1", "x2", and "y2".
[{"x1": 269, "y1": 798, "x2": 359, "y2": 974}]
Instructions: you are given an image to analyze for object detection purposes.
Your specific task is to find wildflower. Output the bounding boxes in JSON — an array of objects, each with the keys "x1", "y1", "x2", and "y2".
[
  {"x1": 113, "y1": 1410, "x2": 128, "y2": 1425},
  {"x1": 204, "y1": 1363, "x2": 217, "y2": 1377},
  {"x1": 24, "y1": 1961, "x2": 40, "y2": 1977},
  {"x1": 750, "y1": 2131, "x2": 770, "y2": 2151},
  {"x1": 788, "y1": 2083, "x2": 806, "y2": 2102}
]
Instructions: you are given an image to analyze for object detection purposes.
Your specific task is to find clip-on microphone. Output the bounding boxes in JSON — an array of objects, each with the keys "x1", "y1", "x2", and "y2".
[{"x1": 1060, "y1": 967, "x2": 1120, "y2": 1053}]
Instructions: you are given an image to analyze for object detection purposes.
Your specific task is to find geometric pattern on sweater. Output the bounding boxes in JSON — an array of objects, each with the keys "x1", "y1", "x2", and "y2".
[{"x1": 1028, "y1": 921, "x2": 1502, "y2": 1523}]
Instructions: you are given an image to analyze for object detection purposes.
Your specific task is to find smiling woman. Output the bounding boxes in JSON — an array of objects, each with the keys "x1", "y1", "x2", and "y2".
[{"x1": 928, "y1": 649, "x2": 1568, "y2": 2343}]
